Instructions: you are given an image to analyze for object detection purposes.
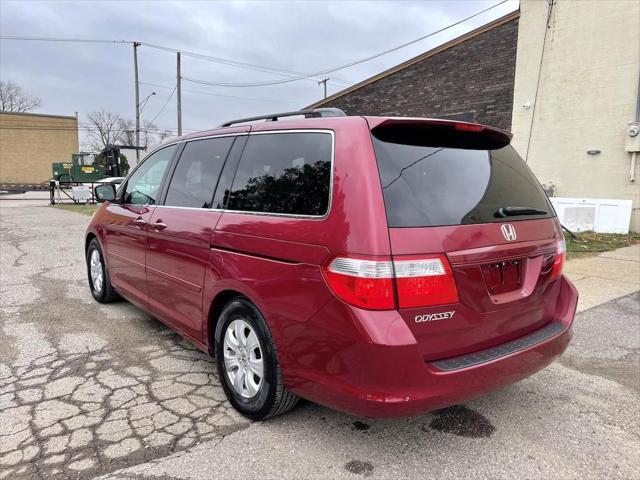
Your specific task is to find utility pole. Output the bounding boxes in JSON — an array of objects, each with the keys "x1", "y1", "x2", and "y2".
[
  {"x1": 133, "y1": 42, "x2": 141, "y2": 163},
  {"x1": 177, "y1": 52, "x2": 182, "y2": 136},
  {"x1": 318, "y1": 77, "x2": 329, "y2": 99}
]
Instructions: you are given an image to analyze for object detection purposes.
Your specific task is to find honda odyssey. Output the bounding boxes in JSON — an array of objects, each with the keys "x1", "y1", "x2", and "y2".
[{"x1": 87, "y1": 108, "x2": 578, "y2": 420}]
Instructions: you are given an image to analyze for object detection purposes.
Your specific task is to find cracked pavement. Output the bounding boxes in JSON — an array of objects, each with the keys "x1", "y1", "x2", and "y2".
[
  {"x1": 1, "y1": 194, "x2": 639, "y2": 480},
  {"x1": 0, "y1": 198, "x2": 248, "y2": 479}
]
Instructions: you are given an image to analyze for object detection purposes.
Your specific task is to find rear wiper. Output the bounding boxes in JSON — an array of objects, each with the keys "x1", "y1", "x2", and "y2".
[{"x1": 495, "y1": 206, "x2": 548, "y2": 218}]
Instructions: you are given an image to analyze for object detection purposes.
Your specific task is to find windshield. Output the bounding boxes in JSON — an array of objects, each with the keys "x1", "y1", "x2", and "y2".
[{"x1": 372, "y1": 131, "x2": 553, "y2": 228}]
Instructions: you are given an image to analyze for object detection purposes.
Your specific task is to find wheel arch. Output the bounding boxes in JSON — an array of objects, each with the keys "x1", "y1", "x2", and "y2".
[
  {"x1": 207, "y1": 289, "x2": 246, "y2": 357},
  {"x1": 85, "y1": 230, "x2": 110, "y2": 274},
  {"x1": 85, "y1": 232, "x2": 97, "y2": 252}
]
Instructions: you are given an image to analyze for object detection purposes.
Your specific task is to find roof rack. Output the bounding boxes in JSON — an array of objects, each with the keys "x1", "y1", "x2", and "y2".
[{"x1": 218, "y1": 108, "x2": 346, "y2": 127}]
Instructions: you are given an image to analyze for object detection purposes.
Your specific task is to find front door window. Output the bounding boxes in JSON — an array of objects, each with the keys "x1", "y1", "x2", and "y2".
[{"x1": 123, "y1": 145, "x2": 177, "y2": 205}]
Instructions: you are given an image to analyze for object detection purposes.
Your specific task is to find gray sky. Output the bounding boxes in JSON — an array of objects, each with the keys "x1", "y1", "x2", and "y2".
[{"x1": 0, "y1": 0, "x2": 518, "y2": 146}]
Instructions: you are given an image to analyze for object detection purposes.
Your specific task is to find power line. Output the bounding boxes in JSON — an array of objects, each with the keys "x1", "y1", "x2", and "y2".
[
  {"x1": 0, "y1": 121, "x2": 179, "y2": 131},
  {"x1": 524, "y1": 0, "x2": 553, "y2": 163},
  {"x1": 139, "y1": 81, "x2": 306, "y2": 104},
  {"x1": 0, "y1": 121, "x2": 194, "y2": 134},
  {"x1": 182, "y1": 0, "x2": 511, "y2": 88},
  {"x1": 141, "y1": 42, "x2": 352, "y2": 86},
  {"x1": 149, "y1": 86, "x2": 176, "y2": 123},
  {"x1": 1, "y1": 0, "x2": 510, "y2": 90},
  {"x1": 0, "y1": 126, "x2": 192, "y2": 134},
  {"x1": 0, "y1": 125, "x2": 190, "y2": 132},
  {"x1": 0, "y1": 35, "x2": 134, "y2": 45},
  {"x1": 0, "y1": 35, "x2": 350, "y2": 87}
]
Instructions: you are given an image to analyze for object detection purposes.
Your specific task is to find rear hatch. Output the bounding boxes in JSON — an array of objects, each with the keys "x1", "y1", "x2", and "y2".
[{"x1": 368, "y1": 118, "x2": 565, "y2": 362}]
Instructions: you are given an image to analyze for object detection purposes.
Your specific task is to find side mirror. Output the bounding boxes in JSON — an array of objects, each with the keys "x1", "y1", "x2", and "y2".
[{"x1": 95, "y1": 184, "x2": 116, "y2": 203}]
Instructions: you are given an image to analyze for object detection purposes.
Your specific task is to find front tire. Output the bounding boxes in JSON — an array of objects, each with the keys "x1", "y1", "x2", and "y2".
[
  {"x1": 216, "y1": 297, "x2": 299, "y2": 420},
  {"x1": 86, "y1": 238, "x2": 118, "y2": 303}
]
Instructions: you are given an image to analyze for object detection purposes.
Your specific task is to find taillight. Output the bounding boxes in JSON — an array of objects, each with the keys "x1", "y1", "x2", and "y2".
[
  {"x1": 323, "y1": 254, "x2": 459, "y2": 310},
  {"x1": 323, "y1": 257, "x2": 394, "y2": 310},
  {"x1": 551, "y1": 237, "x2": 566, "y2": 279},
  {"x1": 395, "y1": 255, "x2": 459, "y2": 308}
]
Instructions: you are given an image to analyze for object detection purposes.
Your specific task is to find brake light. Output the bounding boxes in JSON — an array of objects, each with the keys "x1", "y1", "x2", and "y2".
[
  {"x1": 453, "y1": 122, "x2": 484, "y2": 132},
  {"x1": 323, "y1": 254, "x2": 459, "y2": 310},
  {"x1": 551, "y1": 238, "x2": 566, "y2": 279},
  {"x1": 394, "y1": 255, "x2": 459, "y2": 308},
  {"x1": 323, "y1": 257, "x2": 394, "y2": 310}
]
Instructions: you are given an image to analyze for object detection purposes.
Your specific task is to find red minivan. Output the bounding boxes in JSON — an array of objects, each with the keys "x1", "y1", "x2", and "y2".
[{"x1": 87, "y1": 109, "x2": 578, "y2": 420}]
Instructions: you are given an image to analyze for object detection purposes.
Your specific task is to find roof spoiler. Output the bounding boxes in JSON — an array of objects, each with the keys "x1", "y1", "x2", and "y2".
[
  {"x1": 219, "y1": 108, "x2": 346, "y2": 128},
  {"x1": 368, "y1": 117, "x2": 512, "y2": 149}
]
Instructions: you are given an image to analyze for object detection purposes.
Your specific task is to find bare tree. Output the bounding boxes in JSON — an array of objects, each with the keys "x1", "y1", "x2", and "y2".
[
  {"x1": 118, "y1": 119, "x2": 161, "y2": 150},
  {"x1": 0, "y1": 81, "x2": 42, "y2": 112},
  {"x1": 118, "y1": 119, "x2": 136, "y2": 146},
  {"x1": 158, "y1": 129, "x2": 174, "y2": 144},
  {"x1": 86, "y1": 110, "x2": 125, "y2": 150},
  {"x1": 141, "y1": 120, "x2": 160, "y2": 148}
]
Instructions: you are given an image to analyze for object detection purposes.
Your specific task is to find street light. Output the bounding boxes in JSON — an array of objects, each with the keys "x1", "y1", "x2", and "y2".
[{"x1": 139, "y1": 91, "x2": 156, "y2": 114}]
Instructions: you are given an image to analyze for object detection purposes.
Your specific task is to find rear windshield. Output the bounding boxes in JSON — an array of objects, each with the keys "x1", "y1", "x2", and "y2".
[{"x1": 372, "y1": 129, "x2": 553, "y2": 227}]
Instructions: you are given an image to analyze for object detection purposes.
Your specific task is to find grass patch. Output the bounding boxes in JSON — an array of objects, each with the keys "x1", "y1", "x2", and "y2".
[
  {"x1": 51, "y1": 203, "x2": 99, "y2": 216},
  {"x1": 564, "y1": 231, "x2": 640, "y2": 259}
]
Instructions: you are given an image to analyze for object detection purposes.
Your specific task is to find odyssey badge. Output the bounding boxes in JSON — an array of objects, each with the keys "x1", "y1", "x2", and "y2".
[{"x1": 415, "y1": 311, "x2": 455, "y2": 323}]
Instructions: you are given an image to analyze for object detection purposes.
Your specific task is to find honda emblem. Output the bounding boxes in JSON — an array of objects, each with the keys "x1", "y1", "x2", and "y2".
[{"x1": 501, "y1": 224, "x2": 517, "y2": 241}]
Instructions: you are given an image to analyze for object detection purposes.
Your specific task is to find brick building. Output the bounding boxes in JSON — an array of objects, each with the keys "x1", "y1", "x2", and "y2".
[
  {"x1": 0, "y1": 111, "x2": 79, "y2": 185},
  {"x1": 308, "y1": 11, "x2": 519, "y2": 131}
]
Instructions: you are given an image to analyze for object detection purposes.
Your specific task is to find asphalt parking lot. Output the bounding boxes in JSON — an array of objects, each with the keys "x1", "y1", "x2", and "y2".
[{"x1": 1, "y1": 196, "x2": 639, "y2": 480}]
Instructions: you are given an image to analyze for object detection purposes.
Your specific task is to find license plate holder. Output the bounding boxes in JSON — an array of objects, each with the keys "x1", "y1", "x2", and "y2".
[{"x1": 482, "y1": 259, "x2": 522, "y2": 294}]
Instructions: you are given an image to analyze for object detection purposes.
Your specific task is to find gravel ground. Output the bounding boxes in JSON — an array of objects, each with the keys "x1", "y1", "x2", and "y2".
[{"x1": 1, "y1": 197, "x2": 638, "y2": 480}]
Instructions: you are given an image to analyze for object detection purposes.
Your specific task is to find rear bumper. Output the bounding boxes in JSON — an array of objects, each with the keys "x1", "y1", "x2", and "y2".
[{"x1": 288, "y1": 275, "x2": 578, "y2": 418}]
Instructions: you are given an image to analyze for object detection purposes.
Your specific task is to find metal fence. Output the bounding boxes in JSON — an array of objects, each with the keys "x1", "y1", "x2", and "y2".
[{"x1": 49, "y1": 180, "x2": 98, "y2": 205}]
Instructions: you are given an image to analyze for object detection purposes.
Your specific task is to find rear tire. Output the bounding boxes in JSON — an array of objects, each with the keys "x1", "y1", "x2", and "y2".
[
  {"x1": 86, "y1": 238, "x2": 118, "y2": 303},
  {"x1": 216, "y1": 297, "x2": 299, "y2": 420}
]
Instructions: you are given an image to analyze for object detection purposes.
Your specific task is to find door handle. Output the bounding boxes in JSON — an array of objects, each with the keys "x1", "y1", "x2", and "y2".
[
  {"x1": 153, "y1": 220, "x2": 167, "y2": 230},
  {"x1": 133, "y1": 217, "x2": 146, "y2": 227}
]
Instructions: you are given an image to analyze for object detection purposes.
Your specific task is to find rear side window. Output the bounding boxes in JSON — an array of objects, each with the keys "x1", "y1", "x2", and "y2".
[
  {"x1": 227, "y1": 132, "x2": 332, "y2": 216},
  {"x1": 164, "y1": 137, "x2": 234, "y2": 208},
  {"x1": 372, "y1": 128, "x2": 552, "y2": 227}
]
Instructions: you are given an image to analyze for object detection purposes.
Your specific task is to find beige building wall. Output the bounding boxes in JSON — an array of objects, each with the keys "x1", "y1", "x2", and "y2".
[
  {"x1": 0, "y1": 112, "x2": 79, "y2": 184},
  {"x1": 511, "y1": 0, "x2": 640, "y2": 231}
]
